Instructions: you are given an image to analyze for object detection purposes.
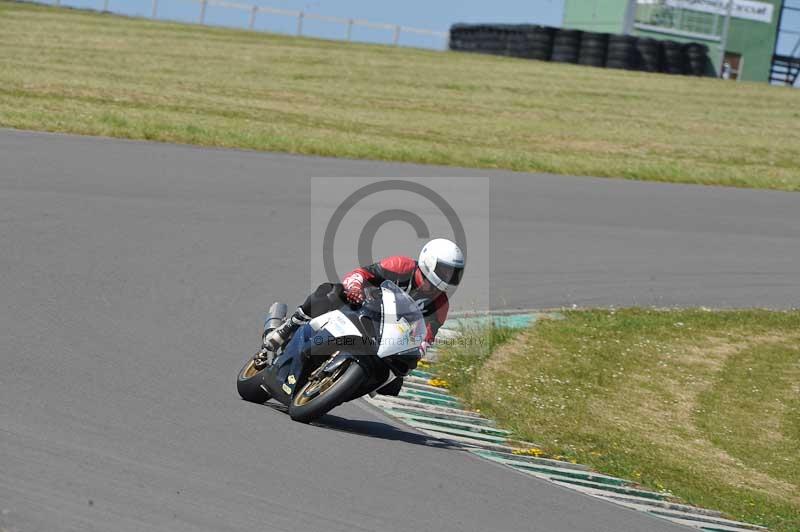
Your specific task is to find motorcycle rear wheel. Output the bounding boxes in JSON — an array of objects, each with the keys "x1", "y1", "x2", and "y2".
[
  {"x1": 236, "y1": 356, "x2": 271, "y2": 404},
  {"x1": 289, "y1": 360, "x2": 366, "y2": 423}
]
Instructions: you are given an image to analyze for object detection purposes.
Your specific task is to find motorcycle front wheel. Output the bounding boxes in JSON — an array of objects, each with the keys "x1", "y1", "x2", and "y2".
[
  {"x1": 236, "y1": 356, "x2": 271, "y2": 404},
  {"x1": 288, "y1": 359, "x2": 366, "y2": 423}
]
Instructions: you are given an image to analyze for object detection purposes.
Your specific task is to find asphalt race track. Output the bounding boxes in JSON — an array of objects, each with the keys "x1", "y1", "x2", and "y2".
[{"x1": 2, "y1": 129, "x2": 799, "y2": 532}]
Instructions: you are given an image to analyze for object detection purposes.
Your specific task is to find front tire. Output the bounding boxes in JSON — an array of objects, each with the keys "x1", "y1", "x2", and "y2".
[
  {"x1": 288, "y1": 360, "x2": 366, "y2": 423},
  {"x1": 237, "y1": 357, "x2": 271, "y2": 403}
]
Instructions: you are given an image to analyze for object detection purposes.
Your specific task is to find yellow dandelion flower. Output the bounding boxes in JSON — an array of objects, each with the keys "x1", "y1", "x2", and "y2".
[{"x1": 513, "y1": 447, "x2": 545, "y2": 457}]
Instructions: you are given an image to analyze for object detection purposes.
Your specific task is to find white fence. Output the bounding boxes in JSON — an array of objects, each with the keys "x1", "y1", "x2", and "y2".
[{"x1": 45, "y1": 0, "x2": 449, "y2": 49}]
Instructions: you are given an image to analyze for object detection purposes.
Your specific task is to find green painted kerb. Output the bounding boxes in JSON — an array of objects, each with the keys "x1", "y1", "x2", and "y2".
[{"x1": 451, "y1": 312, "x2": 557, "y2": 331}]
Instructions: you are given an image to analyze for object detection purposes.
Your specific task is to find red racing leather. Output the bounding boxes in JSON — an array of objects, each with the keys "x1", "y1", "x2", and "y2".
[{"x1": 342, "y1": 256, "x2": 450, "y2": 344}]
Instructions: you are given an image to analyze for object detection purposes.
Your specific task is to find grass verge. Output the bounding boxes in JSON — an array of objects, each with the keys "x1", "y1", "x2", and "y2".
[
  {"x1": 1, "y1": 1, "x2": 800, "y2": 190},
  {"x1": 435, "y1": 310, "x2": 800, "y2": 531}
]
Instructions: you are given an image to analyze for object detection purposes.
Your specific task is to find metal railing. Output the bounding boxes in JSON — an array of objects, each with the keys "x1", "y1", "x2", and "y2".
[
  {"x1": 44, "y1": 0, "x2": 449, "y2": 49},
  {"x1": 634, "y1": 0, "x2": 726, "y2": 41},
  {"x1": 634, "y1": 0, "x2": 780, "y2": 42},
  {"x1": 776, "y1": 0, "x2": 800, "y2": 57}
]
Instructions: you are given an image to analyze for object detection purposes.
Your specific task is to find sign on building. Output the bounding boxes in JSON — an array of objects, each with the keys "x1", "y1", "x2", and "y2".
[{"x1": 638, "y1": 0, "x2": 774, "y2": 23}]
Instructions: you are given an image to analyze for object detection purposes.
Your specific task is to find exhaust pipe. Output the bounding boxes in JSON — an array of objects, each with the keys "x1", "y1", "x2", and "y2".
[{"x1": 264, "y1": 302, "x2": 289, "y2": 333}]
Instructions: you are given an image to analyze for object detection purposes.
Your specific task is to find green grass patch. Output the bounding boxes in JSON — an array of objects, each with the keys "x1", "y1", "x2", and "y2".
[
  {"x1": 1, "y1": 1, "x2": 800, "y2": 190},
  {"x1": 435, "y1": 310, "x2": 800, "y2": 531}
]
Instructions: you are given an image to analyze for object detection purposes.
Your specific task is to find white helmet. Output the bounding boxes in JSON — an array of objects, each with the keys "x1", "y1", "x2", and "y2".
[{"x1": 418, "y1": 238, "x2": 465, "y2": 291}]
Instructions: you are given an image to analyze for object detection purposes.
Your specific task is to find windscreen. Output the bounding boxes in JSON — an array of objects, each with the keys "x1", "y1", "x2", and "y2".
[{"x1": 375, "y1": 281, "x2": 426, "y2": 358}]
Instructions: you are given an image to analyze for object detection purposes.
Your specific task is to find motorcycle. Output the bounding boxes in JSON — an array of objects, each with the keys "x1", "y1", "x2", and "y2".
[{"x1": 236, "y1": 281, "x2": 426, "y2": 423}]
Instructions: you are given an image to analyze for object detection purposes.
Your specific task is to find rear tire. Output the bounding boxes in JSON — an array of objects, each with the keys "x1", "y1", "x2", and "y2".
[
  {"x1": 288, "y1": 360, "x2": 366, "y2": 423},
  {"x1": 237, "y1": 357, "x2": 271, "y2": 404}
]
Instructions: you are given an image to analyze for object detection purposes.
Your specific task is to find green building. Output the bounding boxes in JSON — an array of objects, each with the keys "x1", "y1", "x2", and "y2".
[{"x1": 562, "y1": 0, "x2": 795, "y2": 84}]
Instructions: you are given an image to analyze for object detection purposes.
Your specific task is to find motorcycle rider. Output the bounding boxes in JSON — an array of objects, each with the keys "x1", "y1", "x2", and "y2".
[{"x1": 256, "y1": 239, "x2": 465, "y2": 382}]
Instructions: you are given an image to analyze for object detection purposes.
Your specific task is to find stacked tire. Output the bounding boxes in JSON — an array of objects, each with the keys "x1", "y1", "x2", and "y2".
[
  {"x1": 606, "y1": 35, "x2": 637, "y2": 70},
  {"x1": 451, "y1": 24, "x2": 555, "y2": 60},
  {"x1": 449, "y1": 24, "x2": 476, "y2": 52},
  {"x1": 505, "y1": 25, "x2": 529, "y2": 57},
  {"x1": 635, "y1": 37, "x2": 662, "y2": 72},
  {"x1": 578, "y1": 32, "x2": 609, "y2": 67},
  {"x1": 453, "y1": 24, "x2": 494, "y2": 55},
  {"x1": 480, "y1": 25, "x2": 508, "y2": 55},
  {"x1": 551, "y1": 29, "x2": 582, "y2": 63},
  {"x1": 522, "y1": 25, "x2": 555, "y2": 61},
  {"x1": 662, "y1": 40, "x2": 686, "y2": 74},
  {"x1": 684, "y1": 43, "x2": 710, "y2": 76}
]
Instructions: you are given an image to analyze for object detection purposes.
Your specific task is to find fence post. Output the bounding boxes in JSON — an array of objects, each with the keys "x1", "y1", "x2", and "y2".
[
  {"x1": 199, "y1": 0, "x2": 207, "y2": 24},
  {"x1": 151, "y1": 0, "x2": 158, "y2": 19},
  {"x1": 346, "y1": 18, "x2": 353, "y2": 41},
  {"x1": 249, "y1": 5, "x2": 257, "y2": 29},
  {"x1": 392, "y1": 25, "x2": 401, "y2": 46},
  {"x1": 102, "y1": 0, "x2": 109, "y2": 11},
  {"x1": 297, "y1": 10, "x2": 304, "y2": 36}
]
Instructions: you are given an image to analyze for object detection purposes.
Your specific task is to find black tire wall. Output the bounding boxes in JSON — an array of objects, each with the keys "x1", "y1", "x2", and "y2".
[
  {"x1": 450, "y1": 23, "x2": 714, "y2": 77},
  {"x1": 635, "y1": 37, "x2": 662, "y2": 72},
  {"x1": 606, "y1": 34, "x2": 637, "y2": 70},
  {"x1": 684, "y1": 42, "x2": 711, "y2": 76},
  {"x1": 578, "y1": 32, "x2": 609, "y2": 67},
  {"x1": 551, "y1": 29, "x2": 582, "y2": 63},
  {"x1": 662, "y1": 40, "x2": 687, "y2": 74}
]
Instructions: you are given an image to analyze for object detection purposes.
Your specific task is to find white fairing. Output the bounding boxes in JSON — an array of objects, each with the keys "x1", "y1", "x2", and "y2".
[
  {"x1": 309, "y1": 282, "x2": 424, "y2": 360},
  {"x1": 310, "y1": 310, "x2": 362, "y2": 338},
  {"x1": 377, "y1": 284, "x2": 426, "y2": 358}
]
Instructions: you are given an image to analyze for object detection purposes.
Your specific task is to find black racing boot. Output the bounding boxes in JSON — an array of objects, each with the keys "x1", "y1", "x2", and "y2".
[{"x1": 262, "y1": 307, "x2": 311, "y2": 354}]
